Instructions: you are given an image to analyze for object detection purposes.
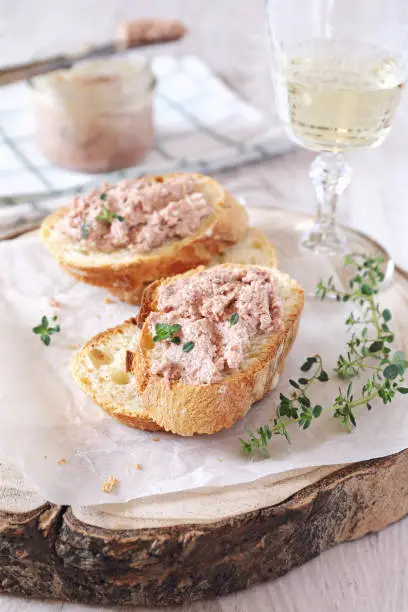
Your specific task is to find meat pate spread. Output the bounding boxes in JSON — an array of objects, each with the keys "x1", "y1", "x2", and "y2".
[
  {"x1": 60, "y1": 176, "x2": 213, "y2": 253},
  {"x1": 147, "y1": 266, "x2": 283, "y2": 385}
]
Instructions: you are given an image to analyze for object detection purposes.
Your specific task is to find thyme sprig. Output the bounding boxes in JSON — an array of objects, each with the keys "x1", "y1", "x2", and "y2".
[
  {"x1": 96, "y1": 205, "x2": 124, "y2": 224},
  {"x1": 32, "y1": 315, "x2": 61, "y2": 346},
  {"x1": 240, "y1": 254, "x2": 408, "y2": 459},
  {"x1": 153, "y1": 323, "x2": 181, "y2": 343}
]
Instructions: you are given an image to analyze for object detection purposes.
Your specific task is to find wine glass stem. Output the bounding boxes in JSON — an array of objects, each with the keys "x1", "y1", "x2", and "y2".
[{"x1": 302, "y1": 151, "x2": 352, "y2": 254}]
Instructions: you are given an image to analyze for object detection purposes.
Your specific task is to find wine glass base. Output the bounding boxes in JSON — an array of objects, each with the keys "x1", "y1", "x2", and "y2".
[
  {"x1": 300, "y1": 224, "x2": 347, "y2": 255},
  {"x1": 240, "y1": 202, "x2": 394, "y2": 297}
]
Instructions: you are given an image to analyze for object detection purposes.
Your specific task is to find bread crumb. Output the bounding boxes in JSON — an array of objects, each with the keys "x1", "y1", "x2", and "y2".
[
  {"x1": 96, "y1": 314, "x2": 101, "y2": 319},
  {"x1": 69, "y1": 344, "x2": 80, "y2": 350},
  {"x1": 48, "y1": 297, "x2": 62, "y2": 308},
  {"x1": 57, "y1": 458, "x2": 66, "y2": 466},
  {"x1": 44, "y1": 455, "x2": 48, "y2": 460},
  {"x1": 102, "y1": 475, "x2": 119, "y2": 493},
  {"x1": 152, "y1": 436, "x2": 160, "y2": 442},
  {"x1": 133, "y1": 463, "x2": 142, "y2": 470},
  {"x1": 104, "y1": 297, "x2": 115, "y2": 304}
]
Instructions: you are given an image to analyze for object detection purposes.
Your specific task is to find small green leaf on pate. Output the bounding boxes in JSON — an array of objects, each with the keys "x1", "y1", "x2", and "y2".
[{"x1": 229, "y1": 312, "x2": 239, "y2": 327}]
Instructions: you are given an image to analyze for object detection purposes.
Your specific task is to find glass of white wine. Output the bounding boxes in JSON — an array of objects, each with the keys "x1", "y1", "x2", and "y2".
[{"x1": 265, "y1": 0, "x2": 406, "y2": 264}]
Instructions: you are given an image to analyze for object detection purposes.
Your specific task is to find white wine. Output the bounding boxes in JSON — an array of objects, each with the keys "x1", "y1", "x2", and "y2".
[{"x1": 273, "y1": 41, "x2": 404, "y2": 151}]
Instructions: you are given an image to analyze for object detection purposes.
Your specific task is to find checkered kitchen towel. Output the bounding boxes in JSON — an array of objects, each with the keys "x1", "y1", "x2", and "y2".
[{"x1": 0, "y1": 54, "x2": 291, "y2": 237}]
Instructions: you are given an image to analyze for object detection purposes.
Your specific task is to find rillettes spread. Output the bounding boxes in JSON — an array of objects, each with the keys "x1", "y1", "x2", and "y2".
[
  {"x1": 147, "y1": 266, "x2": 283, "y2": 385},
  {"x1": 60, "y1": 175, "x2": 213, "y2": 253}
]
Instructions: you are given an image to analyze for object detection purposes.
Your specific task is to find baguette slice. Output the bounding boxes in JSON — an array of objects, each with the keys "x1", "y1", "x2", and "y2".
[
  {"x1": 71, "y1": 232, "x2": 279, "y2": 431},
  {"x1": 135, "y1": 264, "x2": 304, "y2": 436},
  {"x1": 41, "y1": 173, "x2": 249, "y2": 305},
  {"x1": 71, "y1": 319, "x2": 162, "y2": 432},
  {"x1": 211, "y1": 226, "x2": 277, "y2": 268}
]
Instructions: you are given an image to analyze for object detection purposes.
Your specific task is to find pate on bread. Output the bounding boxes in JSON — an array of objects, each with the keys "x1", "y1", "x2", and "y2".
[
  {"x1": 71, "y1": 235, "x2": 284, "y2": 434},
  {"x1": 135, "y1": 263, "x2": 304, "y2": 436},
  {"x1": 41, "y1": 173, "x2": 249, "y2": 305}
]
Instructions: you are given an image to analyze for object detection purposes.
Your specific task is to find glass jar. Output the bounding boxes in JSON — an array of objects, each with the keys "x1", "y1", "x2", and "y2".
[{"x1": 30, "y1": 56, "x2": 156, "y2": 173}]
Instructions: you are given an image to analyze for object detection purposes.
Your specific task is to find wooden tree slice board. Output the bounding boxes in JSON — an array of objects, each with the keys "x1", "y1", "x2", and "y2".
[
  {"x1": 2, "y1": 452, "x2": 408, "y2": 607},
  {"x1": 1, "y1": 207, "x2": 408, "y2": 607}
]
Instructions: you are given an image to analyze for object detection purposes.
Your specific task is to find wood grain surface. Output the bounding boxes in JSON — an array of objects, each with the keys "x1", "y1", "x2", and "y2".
[
  {"x1": 1, "y1": 1, "x2": 408, "y2": 611},
  {"x1": 2, "y1": 450, "x2": 408, "y2": 609}
]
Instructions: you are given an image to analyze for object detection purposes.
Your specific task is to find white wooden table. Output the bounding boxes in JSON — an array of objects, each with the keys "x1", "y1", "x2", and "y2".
[{"x1": 1, "y1": 1, "x2": 408, "y2": 610}]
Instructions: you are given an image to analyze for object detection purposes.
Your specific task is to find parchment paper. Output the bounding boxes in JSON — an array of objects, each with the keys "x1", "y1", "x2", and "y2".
[{"x1": 0, "y1": 235, "x2": 407, "y2": 505}]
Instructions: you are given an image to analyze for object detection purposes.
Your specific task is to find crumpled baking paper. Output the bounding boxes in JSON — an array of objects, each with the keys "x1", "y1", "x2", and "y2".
[{"x1": 0, "y1": 234, "x2": 407, "y2": 505}]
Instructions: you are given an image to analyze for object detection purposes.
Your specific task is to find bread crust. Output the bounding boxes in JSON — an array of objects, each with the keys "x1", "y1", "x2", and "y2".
[
  {"x1": 134, "y1": 263, "x2": 305, "y2": 436},
  {"x1": 41, "y1": 173, "x2": 249, "y2": 305}
]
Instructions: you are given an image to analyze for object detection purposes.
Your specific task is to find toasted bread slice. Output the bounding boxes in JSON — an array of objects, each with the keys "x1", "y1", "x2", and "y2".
[
  {"x1": 71, "y1": 319, "x2": 162, "y2": 432},
  {"x1": 41, "y1": 173, "x2": 249, "y2": 305},
  {"x1": 71, "y1": 232, "x2": 279, "y2": 430},
  {"x1": 212, "y1": 226, "x2": 278, "y2": 268},
  {"x1": 135, "y1": 264, "x2": 304, "y2": 436}
]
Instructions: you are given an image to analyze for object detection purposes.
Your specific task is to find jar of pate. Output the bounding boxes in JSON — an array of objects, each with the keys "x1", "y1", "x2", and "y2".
[{"x1": 30, "y1": 56, "x2": 156, "y2": 173}]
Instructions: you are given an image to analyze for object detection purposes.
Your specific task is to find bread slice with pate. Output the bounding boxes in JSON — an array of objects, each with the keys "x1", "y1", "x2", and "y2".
[
  {"x1": 71, "y1": 234, "x2": 280, "y2": 432},
  {"x1": 41, "y1": 173, "x2": 249, "y2": 305},
  {"x1": 135, "y1": 263, "x2": 304, "y2": 436}
]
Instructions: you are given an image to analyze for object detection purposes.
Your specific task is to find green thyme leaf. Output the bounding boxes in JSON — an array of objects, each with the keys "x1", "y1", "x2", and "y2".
[
  {"x1": 100, "y1": 193, "x2": 108, "y2": 200},
  {"x1": 32, "y1": 314, "x2": 61, "y2": 346},
  {"x1": 289, "y1": 379, "x2": 300, "y2": 389},
  {"x1": 182, "y1": 341, "x2": 195, "y2": 353},
  {"x1": 229, "y1": 312, "x2": 239, "y2": 327},
  {"x1": 383, "y1": 309, "x2": 392, "y2": 322},
  {"x1": 384, "y1": 364, "x2": 399, "y2": 379},
  {"x1": 300, "y1": 357, "x2": 317, "y2": 372},
  {"x1": 368, "y1": 340, "x2": 383, "y2": 353},
  {"x1": 360, "y1": 283, "x2": 373, "y2": 296},
  {"x1": 96, "y1": 206, "x2": 125, "y2": 224},
  {"x1": 171, "y1": 336, "x2": 181, "y2": 345},
  {"x1": 312, "y1": 405, "x2": 323, "y2": 418},
  {"x1": 153, "y1": 323, "x2": 182, "y2": 343}
]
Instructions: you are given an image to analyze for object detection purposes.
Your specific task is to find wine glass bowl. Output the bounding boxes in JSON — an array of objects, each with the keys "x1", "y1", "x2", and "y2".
[{"x1": 266, "y1": 0, "x2": 407, "y2": 261}]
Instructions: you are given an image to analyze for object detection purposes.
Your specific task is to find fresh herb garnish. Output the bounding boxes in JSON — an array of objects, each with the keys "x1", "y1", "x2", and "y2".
[
  {"x1": 81, "y1": 221, "x2": 89, "y2": 239},
  {"x1": 229, "y1": 312, "x2": 239, "y2": 327},
  {"x1": 240, "y1": 253, "x2": 408, "y2": 459},
  {"x1": 182, "y1": 341, "x2": 195, "y2": 353},
  {"x1": 32, "y1": 315, "x2": 61, "y2": 346},
  {"x1": 96, "y1": 206, "x2": 125, "y2": 224},
  {"x1": 100, "y1": 193, "x2": 108, "y2": 201},
  {"x1": 153, "y1": 323, "x2": 181, "y2": 343}
]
